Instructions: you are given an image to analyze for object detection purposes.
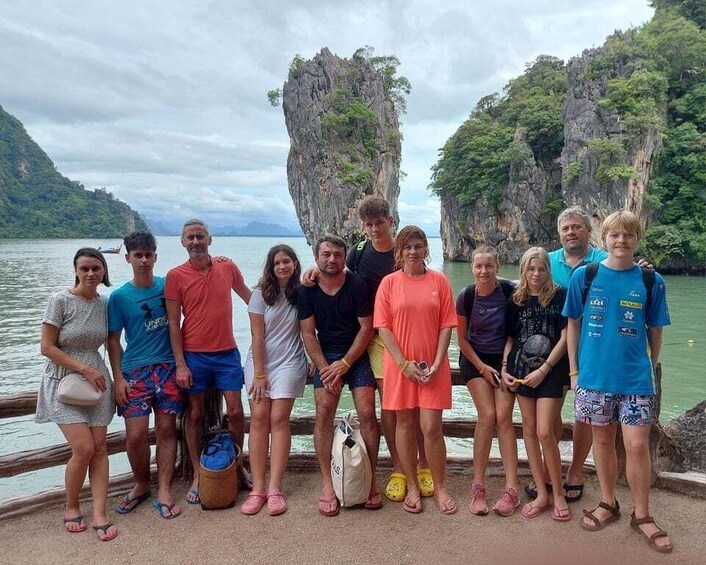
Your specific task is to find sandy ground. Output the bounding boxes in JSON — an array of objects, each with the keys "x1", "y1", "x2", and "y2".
[{"x1": 1, "y1": 472, "x2": 704, "y2": 565}]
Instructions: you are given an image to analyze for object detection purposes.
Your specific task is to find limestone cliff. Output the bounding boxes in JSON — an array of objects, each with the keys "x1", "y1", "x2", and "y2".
[
  {"x1": 560, "y1": 42, "x2": 664, "y2": 243},
  {"x1": 440, "y1": 129, "x2": 561, "y2": 261},
  {"x1": 438, "y1": 38, "x2": 665, "y2": 263},
  {"x1": 282, "y1": 48, "x2": 401, "y2": 246}
]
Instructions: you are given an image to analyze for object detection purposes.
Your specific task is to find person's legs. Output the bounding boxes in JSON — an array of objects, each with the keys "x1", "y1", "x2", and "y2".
[
  {"x1": 582, "y1": 423, "x2": 619, "y2": 527},
  {"x1": 518, "y1": 396, "x2": 550, "y2": 514},
  {"x1": 419, "y1": 408, "x2": 454, "y2": 513},
  {"x1": 88, "y1": 426, "x2": 117, "y2": 540},
  {"x1": 396, "y1": 409, "x2": 421, "y2": 510},
  {"x1": 566, "y1": 420, "x2": 591, "y2": 497},
  {"x1": 495, "y1": 387, "x2": 519, "y2": 489},
  {"x1": 247, "y1": 398, "x2": 271, "y2": 494},
  {"x1": 154, "y1": 413, "x2": 180, "y2": 515},
  {"x1": 352, "y1": 385, "x2": 381, "y2": 499},
  {"x1": 268, "y1": 398, "x2": 296, "y2": 493},
  {"x1": 621, "y1": 407, "x2": 671, "y2": 550},
  {"x1": 58, "y1": 423, "x2": 94, "y2": 531},
  {"x1": 467, "y1": 379, "x2": 495, "y2": 514},
  {"x1": 313, "y1": 387, "x2": 341, "y2": 504},
  {"x1": 122, "y1": 416, "x2": 151, "y2": 502},
  {"x1": 467, "y1": 379, "x2": 495, "y2": 487},
  {"x1": 536, "y1": 398, "x2": 568, "y2": 514},
  {"x1": 184, "y1": 392, "x2": 205, "y2": 501},
  {"x1": 493, "y1": 387, "x2": 519, "y2": 515},
  {"x1": 379, "y1": 379, "x2": 401, "y2": 471}
]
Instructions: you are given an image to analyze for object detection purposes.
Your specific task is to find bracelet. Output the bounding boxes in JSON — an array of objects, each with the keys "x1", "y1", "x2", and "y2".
[
  {"x1": 544, "y1": 360, "x2": 553, "y2": 369},
  {"x1": 538, "y1": 367, "x2": 547, "y2": 376},
  {"x1": 399, "y1": 360, "x2": 410, "y2": 372},
  {"x1": 340, "y1": 357, "x2": 351, "y2": 369},
  {"x1": 501, "y1": 361, "x2": 508, "y2": 367},
  {"x1": 569, "y1": 370, "x2": 579, "y2": 377},
  {"x1": 479, "y1": 364, "x2": 487, "y2": 375},
  {"x1": 254, "y1": 373, "x2": 266, "y2": 379}
]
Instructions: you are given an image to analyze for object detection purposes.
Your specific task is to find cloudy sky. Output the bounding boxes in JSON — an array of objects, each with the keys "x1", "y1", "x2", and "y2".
[{"x1": 1, "y1": 0, "x2": 654, "y2": 235}]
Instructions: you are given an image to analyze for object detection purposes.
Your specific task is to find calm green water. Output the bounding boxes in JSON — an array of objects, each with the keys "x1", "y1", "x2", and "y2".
[{"x1": 1, "y1": 237, "x2": 703, "y2": 500}]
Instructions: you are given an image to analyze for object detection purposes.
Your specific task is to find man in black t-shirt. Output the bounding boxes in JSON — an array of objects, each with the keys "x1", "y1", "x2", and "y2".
[{"x1": 298, "y1": 235, "x2": 380, "y2": 516}]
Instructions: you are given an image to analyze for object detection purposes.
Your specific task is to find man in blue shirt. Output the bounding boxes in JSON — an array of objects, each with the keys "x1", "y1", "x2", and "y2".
[
  {"x1": 564, "y1": 211, "x2": 672, "y2": 552},
  {"x1": 107, "y1": 231, "x2": 185, "y2": 519}
]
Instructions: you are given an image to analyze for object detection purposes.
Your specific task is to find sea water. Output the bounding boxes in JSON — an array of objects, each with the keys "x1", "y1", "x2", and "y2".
[{"x1": 1, "y1": 237, "x2": 704, "y2": 500}]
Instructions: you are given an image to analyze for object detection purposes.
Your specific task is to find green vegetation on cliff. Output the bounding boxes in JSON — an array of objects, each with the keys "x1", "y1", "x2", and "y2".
[
  {"x1": 430, "y1": 55, "x2": 567, "y2": 206},
  {"x1": 0, "y1": 106, "x2": 147, "y2": 238},
  {"x1": 431, "y1": 0, "x2": 705, "y2": 270}
]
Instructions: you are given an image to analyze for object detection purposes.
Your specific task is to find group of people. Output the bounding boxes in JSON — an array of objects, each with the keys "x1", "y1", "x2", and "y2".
[{"x1": 37, "y1": 198, "x2": 672, "y2": 553}]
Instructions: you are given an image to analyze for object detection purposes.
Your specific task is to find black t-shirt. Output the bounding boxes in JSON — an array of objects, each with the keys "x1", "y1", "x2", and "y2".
[
  {"x1": 504, "y1": 287, "x2": 568, "y2": 378},
  {"x1": 346, "y1": 239, "x2": 395, "y2": 299},
  {"x1": 297, "y1": 272, "x2": 373, "y2": 353}
]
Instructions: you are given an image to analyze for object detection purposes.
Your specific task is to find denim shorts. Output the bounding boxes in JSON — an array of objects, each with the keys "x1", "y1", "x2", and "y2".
[
  {"x1": 313, "y1": 351, "x2": 376, "y2": 390},
  {"x1": 184, "y1": 349, "x2": 244, "y2": 394},
  {"x1": 118, "y1": 362, "x2": 185, "y2": 419},
  {"x1": 574, "y1": 386, "x2": 657, "y2": 427}
]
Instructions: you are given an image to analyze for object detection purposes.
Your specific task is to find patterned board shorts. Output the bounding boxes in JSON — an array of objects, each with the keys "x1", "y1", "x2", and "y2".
[
  {"x1": 574, "y1": 386, "x2": 657, "y2": 427},
  {"x1": 119, "y1": 362, "x2": 186, "y2": 419}
]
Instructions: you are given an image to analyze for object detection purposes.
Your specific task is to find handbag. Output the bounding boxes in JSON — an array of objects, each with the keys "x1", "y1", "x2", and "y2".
[
  {"x1": 331, "y1": 412, "x2": 372, "y2": 507},
  {"x1": 56, "y1": 372, "x2": 102, "y2": 406}
]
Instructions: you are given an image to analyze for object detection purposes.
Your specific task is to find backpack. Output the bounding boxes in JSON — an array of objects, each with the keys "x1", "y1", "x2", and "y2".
[
  {"x1": 462, "y1": 278, "x2": 516, "y2": 316},
  {"x1": 351, "y1": 238, "x2": 370, "y2": 272},
  {"x1": 580, "y1": 262, "x2": 656, "y2": 315}
]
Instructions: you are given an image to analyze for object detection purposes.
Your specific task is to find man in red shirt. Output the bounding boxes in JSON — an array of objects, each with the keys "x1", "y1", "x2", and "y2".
[{"x1": 165, "y1": 219, "x2": 251, "y2": 505}]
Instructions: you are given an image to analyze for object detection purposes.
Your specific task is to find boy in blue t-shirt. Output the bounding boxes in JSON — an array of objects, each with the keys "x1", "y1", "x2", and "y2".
[
  {"x1": 107, "y1": 231, "x2": 185, "y2": 519},
  {"x1": 563, "y1": 211, "x2": 672, "y2": 553}
]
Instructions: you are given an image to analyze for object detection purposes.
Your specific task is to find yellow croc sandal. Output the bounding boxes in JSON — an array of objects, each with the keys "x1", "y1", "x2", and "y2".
[
  {"x1": 417, "y1": 468, "x2": 435, "y2": 498},
  {"x1": 384, "y1": 472, "x2": 407, "y2": 502}
]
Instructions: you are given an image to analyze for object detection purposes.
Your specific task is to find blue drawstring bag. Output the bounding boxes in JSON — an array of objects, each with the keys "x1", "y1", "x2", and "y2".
[{"x1": 200, "y1": 431, "x2": 238, "y2": 471}]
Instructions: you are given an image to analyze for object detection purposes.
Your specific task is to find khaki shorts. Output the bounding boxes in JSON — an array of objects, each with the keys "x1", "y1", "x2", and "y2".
[{"x1": 367, "y1": 334, "x2": 385, "y2": 379}]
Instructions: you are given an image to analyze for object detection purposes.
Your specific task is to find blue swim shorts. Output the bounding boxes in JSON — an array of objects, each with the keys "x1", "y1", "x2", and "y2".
[
  {"x1": 574, "y1": 386, "x2": 657, "y2": 427},
  {"x1": 184, "y1": 349, "x2": 244, "y2": 394},
  {"x1": 313, "y1": 351, "x2": 376, "y2": 391},
  {"x1": 118, "y1": 362, "x2": 185, "y2": 419}
]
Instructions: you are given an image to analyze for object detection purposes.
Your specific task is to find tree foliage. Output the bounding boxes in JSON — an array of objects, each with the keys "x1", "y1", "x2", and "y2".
[
  {"x1": 430, "y1": 55, "x2": 567, "y2": 206},
  {"x1": 0, "y1": 105, "x2": 147, "y2": 238}
]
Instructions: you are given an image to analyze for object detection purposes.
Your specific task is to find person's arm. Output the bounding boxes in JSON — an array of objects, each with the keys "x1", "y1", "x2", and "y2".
[
  {"x1": 500, "y1": 337, "x2": 516, "y2": 389},
  {"x1": 233, "y1": 279, "x2": 251, "y2": 305},
  {"x1": 107, "y1": 331, "x2": 130, "y2": 405},
  {"x1": 457, "y1": 314, "x2": 499, "y2": 388},
  {"x1": 299, "y1": 315, "x2": 328, "y2": 370},
  {"x1": 378, "y1": 327, "x2": 425, "y2": 383},
  {"x1": 301, "y1": 265, "x2": 320, "y2": 287},
  {"x1": 425, "y1": 327, "x2": 452, "y2": 382},
  {"x1": 319, "y1": 315, "x2": 375, "y2": 385},
  {"x1": 40, "y1": 323, "x2": 107, "y2": 392},
  {"x1": 248, "y1": 312, "x2": 268, "y2": 403},
  {"x1": 567, "y1": 318, "x2": 580, "y2": 390},
  {"x1": 648, "y1": 326, "x2": 663, "y2": 367},
  {"x1": 166, "y1": 298, "x2": 192, "y2": 389}
]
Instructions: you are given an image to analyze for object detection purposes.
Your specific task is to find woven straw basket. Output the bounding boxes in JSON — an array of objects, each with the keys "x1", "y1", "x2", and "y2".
[{"x1": 199, "y1": 458, "x2": 239, "y2": 510}]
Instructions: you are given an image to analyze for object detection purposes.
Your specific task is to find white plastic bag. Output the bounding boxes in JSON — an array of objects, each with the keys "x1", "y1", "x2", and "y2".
[{"x1": 331, "y1": 412, "x2": 372, "y2": 507}]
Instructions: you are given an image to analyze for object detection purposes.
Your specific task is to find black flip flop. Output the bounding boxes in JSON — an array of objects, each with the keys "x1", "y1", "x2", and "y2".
[
  {"x1": 524, "y1": 482, "x2": 552, "y2": 499},
  {"x1": 564, "y1": 482, "x2": 584, "y2": 503}
]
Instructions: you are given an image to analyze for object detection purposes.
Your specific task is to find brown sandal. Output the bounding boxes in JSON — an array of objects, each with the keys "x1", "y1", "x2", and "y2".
[
  {"x1": 630, "y1": 512, "x2": 673, "y2": 553},
  {"x1": 580, "y1": 499, "x2": 621, "y2": 531}
]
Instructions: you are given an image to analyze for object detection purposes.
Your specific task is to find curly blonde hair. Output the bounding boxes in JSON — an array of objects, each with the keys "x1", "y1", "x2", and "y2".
[{"x1": 513, "y1": 247, "x2": 556, "y2": 308}]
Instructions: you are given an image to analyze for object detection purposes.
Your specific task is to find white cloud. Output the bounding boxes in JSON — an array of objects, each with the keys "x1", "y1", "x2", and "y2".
[{"x1": 0, "y1": 0, "x2": 655, "y2": 234}]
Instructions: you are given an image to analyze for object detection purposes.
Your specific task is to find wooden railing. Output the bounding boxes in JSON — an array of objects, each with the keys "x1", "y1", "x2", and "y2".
[{"x1": 2, "y1": 364, "x2": 692, "y2": 521}]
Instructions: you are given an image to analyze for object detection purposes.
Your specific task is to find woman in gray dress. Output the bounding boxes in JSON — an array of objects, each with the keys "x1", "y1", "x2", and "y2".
[{"x1": 36, "y1": 248, "x2": 117, "y2": 541}]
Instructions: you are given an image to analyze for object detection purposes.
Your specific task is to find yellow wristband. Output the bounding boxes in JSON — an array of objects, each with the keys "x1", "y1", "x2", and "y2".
[
  {"x1": 254, "y1": 374, "x2": 266, "y2": 379},
  {"x1": 399, "y1": 360, "x2": 409, "y2": 372},
  {"x1": 569, "y1": 370, "x2": 579, "y2": 377},
  {"x1": 340, "y1": 357, "x2": 351, "y2": 369}
]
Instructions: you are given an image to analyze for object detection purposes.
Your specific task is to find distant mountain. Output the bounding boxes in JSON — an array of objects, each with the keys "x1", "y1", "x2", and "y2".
[
  {"x1": 213, "y1": 221, "x2": 304, "y2": 237},
  {"x1": 0, "y1": 105, "x2": 147, "y2": 238}
]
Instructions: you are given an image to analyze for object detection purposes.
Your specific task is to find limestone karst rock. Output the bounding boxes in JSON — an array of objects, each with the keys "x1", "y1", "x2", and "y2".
[{"x1": 282, "y1": 48, "x2": 401, "y2": 246}]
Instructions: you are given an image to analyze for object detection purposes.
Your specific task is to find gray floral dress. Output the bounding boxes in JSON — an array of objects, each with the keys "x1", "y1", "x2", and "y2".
[{"x1": 35, "y1": 290, "x2": 115, "y2": 427}]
